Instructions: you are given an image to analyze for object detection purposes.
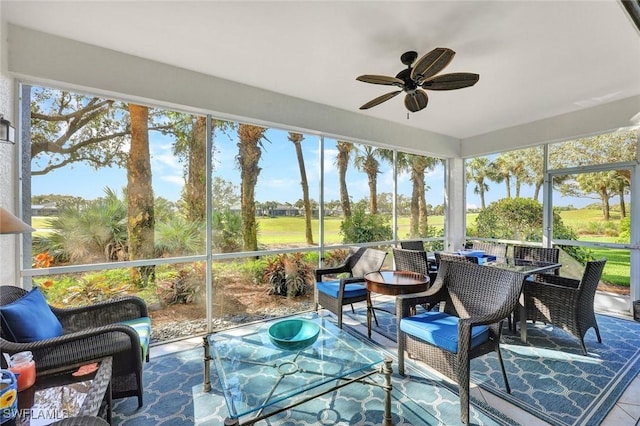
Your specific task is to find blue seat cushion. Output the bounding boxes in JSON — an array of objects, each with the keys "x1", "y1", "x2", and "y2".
[
  {"x1": 120, "y1": 317, "x2": 151, "y2": 360},
  {"x1": 400, "y1": 311, "x2": 489, "y2": 353},
  {"x1": 0, "y1": 288, "x2": 63, "y2": 342},
  {"x1": 316, "y1": 281, "x2": 367, "y2": 299}
]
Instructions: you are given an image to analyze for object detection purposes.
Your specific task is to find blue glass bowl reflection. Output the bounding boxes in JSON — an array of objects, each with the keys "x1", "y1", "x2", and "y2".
[{"x1": 268, "y1": 319, "x2": 320, "y2": 351}]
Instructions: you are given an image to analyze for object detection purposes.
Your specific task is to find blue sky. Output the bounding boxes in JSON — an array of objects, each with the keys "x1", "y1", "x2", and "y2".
[{"x1": 32, "y1": 127, "x2": 590, "y2": 209}]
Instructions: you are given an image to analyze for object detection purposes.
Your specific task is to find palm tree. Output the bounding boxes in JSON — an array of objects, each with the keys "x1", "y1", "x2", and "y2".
[
  {"x1": 127, "y1": 104, "x2": 155, "y2": 287},
  {"x1": 336, "y1": 141, "x2": 353, "y2": 219},
  {"x1": 466, "y1": 157, "x2": 492, "y2": 209},
  {"x1": 492, "y1": 156, "x2": 512, "y2": 199},
  {"x1": 353, "y1": 145, "x2": 391, "y2": 214},
  {"x1": 289, "y1": 132, "x2": 313, "y2": 244},
  {"x1": 409, "y1": 155, "x2": 441, "y2": 236},
  {"x1": 237, "y1": 124, "x2": 267, "y2": 251}
]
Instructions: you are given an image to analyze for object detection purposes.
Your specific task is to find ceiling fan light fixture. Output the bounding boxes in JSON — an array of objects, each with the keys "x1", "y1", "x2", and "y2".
[{"x1": 357, "y1": 48, "x2": 479, "y2": 113}]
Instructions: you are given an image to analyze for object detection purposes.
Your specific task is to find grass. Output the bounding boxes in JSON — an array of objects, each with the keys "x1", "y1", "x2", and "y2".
[{"x1": 32, "y1": 209, "x2": 631, "y2": 287}]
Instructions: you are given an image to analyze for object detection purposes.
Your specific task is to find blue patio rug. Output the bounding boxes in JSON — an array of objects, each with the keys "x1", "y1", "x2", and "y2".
[
  {"x1": 346, "y1": 301, "x2": 640, "y2": 426},
  {"x1": 112, "y1": 313, "x2": 517, "y2": 425}
]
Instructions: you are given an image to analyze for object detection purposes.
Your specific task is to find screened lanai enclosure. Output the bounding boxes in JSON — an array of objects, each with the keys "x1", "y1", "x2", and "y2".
[
  {"x1": 14, "y1": 82, "x2": 640, "y2": 342},
  {"x1": 1, "y1": 2, "x2": 639, "y2": 342}
]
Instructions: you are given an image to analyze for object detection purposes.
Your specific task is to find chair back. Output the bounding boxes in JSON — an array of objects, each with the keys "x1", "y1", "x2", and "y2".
[
  {"x1": 0, "y1": 287, "x2": 28, "y2": 341},
  {"x1": 513, "y1": 245, "x2": 559, "y2": 263},
  {"x1": 470, "y1": 241, "x2": 507, "y2": 258},
  {"x1": 578, "y1": 258, "x2": 607, "y2": 302},
  {"x1": 435, "y1": 252, "x2": 478, "y2": 266},
  {"x1": 347, "y1": 247, "x2": 387, "y2": 277},
  {"x1": 438, "y1": 260, "x2": 525, "y2": 327},
  {"x1": 0, "y1": 286, "x2": 27, "y2": 306},
  {"x1": 392, "y1": 248, "x2": 430, "y2": 276},
  {"x1": 400, "y1": 240, "x2": 425, "y2": 251}
]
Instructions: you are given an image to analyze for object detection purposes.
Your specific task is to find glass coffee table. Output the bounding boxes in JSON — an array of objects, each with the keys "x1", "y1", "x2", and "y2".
[{"x1": 203, "y1": 313, "x2": 393, "y2": 426}]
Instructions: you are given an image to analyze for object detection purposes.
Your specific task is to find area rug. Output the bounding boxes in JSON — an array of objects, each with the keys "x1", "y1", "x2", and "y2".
[
  {"x1": 346, "y1": 301, "x2": 640, "y2": 426},
  {"x1": 112, "y1": 315, "x2": 518, "y2": 425}
]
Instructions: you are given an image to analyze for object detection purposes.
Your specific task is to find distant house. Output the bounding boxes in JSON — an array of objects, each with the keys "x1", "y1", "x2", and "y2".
[{"x1": 32, "y1": 203, "x2": 58, "y2": 216}]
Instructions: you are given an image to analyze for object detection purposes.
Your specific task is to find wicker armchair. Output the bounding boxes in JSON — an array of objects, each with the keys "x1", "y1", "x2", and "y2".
[
  {"x1": 315, "y1": 247, "x2": 387, "y2": 328},
  {"x1": 470, "y1": 241, "x2": 508, "y2": 258},
  {"x1": 0, "y1": 286, "x2": 149, "y2": 407},
  {"x1": 513, "y1": 245, "x2": 560, "y2": 274},
  {"x1": 520, "y1": 258, "x2": 606, "y2": 354},
  {"x1": 397, "y1": 260, "x2": 525, "y2": 424},
  {"x1": 400, "y1": 240, "x2": 425, "y2": 251}
]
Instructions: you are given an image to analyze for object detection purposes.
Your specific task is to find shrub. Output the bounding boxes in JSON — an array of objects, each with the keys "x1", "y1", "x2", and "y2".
[
  {"x1": 340, "y1": 206, "x2": 392, "y2": 243},
  {"x1": 212, "y1": 209, "x2": 243, "y2": 253},
  {"x1": 475, "y1": 197, "x2": 591, "y2": 264},
  {"x1": 618, "y1": 217, "x2": 630, "y2": 243},
  {"x1": 262, "y1": 253, "x2": 315, "y2": 297}
]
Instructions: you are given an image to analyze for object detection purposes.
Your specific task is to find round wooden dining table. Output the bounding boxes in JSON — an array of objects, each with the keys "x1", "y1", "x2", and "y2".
[{"x1": 363, "y1": 270, "x2": 430, "y2": 339}]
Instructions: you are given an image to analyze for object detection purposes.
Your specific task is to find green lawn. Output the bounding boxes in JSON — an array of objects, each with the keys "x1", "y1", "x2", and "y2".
[{"x1": 32, "y1": 209, "x2": 631, "y2": 287}]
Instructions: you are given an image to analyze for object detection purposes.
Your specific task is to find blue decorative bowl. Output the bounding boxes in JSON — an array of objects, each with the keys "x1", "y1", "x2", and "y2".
[{"x1": 268, "y1": 319, "x2": 320, "y2": 351}]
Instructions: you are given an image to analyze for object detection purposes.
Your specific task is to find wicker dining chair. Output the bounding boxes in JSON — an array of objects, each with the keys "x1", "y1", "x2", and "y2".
[
  {"x1": 513, "y1": 245, "x2": 561, "y2": 274},
  {"x1": 315, "y1": 247, "x2": 387, "y2": 328},
  {"x1": 520, "y1": 258, "x2": 607, "y2": 354},
  {"x1": 470, "y1": 241, "x2": 508, "y2": 258},
  {"x1": 393, "y1": 247, "x2": 434, "y2": 280},
  {"x1": 397, "y1": 260, "x2": 526, "y2": 424},
  {"x1": 0, "y1": 286, "x2": 150, "y2": 407}
]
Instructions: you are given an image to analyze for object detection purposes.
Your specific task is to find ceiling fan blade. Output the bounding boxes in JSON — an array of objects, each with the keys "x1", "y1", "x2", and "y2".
[
  {"x1": 359, "y1": 90, "x2": 402, "y2": 110},
  {"x1": 404, "y1": 90, "x2": 429, "y2": 113},
  {"x1": 422, "y1": 72, "x2": 480, "y2": 90},
  {"x1": 356, "y1": 75, "x2": 404, "y2": 86},
  {"x1": 410, "y1": 48, "x2": 455, "y2": 81}
]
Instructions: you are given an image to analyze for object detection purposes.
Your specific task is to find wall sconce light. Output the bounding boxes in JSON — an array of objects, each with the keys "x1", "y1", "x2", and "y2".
[{"x1": 0, "y1": 115, "x2": 16, "y2": 144}]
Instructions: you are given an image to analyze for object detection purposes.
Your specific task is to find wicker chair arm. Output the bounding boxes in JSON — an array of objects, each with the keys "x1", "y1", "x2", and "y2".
[
  {"x1": 461, "y1": 311, "x2": 508, "y2": 327},
  {"x1": 531, "y1": 273, "x2": 580, "y2": 288},
  {"x1": 315, "y1": 264, "x2": 351, "y2": 281},
  {"x1": 1, "y1": 323, "x2": 140, "y2": 352},
  {"x1": 526, "y1": 279, "x2": 580, "y2": 296},
  {"x1": 397, "y1": 288, "x2": 446, "y2": 319},
  {"x1": 340, "y1": 276, "x2": 366, "y2": 285},
  {"x1": 0, "y1": 324, "x2": 143, "y2": 371},
  {"x1": 52, "y1": 296, "x2": 148, "y2": 331}
]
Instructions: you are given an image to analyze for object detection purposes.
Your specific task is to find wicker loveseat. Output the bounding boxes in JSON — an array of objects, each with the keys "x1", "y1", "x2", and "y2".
[{"x1": 0, "y1": 286, "x2": 150, "y2": 407}]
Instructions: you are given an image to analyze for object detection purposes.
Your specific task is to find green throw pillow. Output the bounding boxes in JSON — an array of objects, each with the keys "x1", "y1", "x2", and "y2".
[{"x1": 0, "y1": 287, "x2": 63, "y2": 342}]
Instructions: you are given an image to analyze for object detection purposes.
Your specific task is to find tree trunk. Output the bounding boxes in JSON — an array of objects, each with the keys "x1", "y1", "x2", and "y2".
[
  {"x1": 618, "y1": 182, "x2": 627, "y2": 218},
  {"x1": 127, "y1": 104, "x2": 155, "y2": 287},
  {"x1": 367, "y1": 169, "x2": 377, "y2": 214},
  {"x1": 290, "y1": 132, "x2": 313, "y2": 245},
  {"x1": 185, "y1": 116, "x2": 207, "y2": 222},
  {"x1": 337, "y1": 141, "x2": 352, "y2": 219},
  {"x1": 417, "y1": 168, "x2": 428, "y2": 236},
  {"x1": 238, "y1": 124, "x2": 265, "y2": 251},
  {"x1": 410, "y1": 168, "x2": 420, "y2": 237}
]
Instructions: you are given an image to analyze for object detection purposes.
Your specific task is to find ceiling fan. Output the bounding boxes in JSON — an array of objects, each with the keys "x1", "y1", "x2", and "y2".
[{"x1": 356, "y1": 48, "x2": 479, "y2": 113}]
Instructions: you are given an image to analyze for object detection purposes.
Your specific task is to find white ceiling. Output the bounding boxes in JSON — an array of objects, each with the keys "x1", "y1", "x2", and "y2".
[{"x1": 2, "y1": 1, "x2": 640, "y2": 140}]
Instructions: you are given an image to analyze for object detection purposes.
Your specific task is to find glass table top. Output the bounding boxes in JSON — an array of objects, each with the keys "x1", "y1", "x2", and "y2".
[{"x1": 207, "y1": 312, "x2": 385, "y2": 420}]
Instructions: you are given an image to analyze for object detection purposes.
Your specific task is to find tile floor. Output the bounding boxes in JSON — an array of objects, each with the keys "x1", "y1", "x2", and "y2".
[{"x1": 150, "y1": 305, "x2": 640, "y2": 426}]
